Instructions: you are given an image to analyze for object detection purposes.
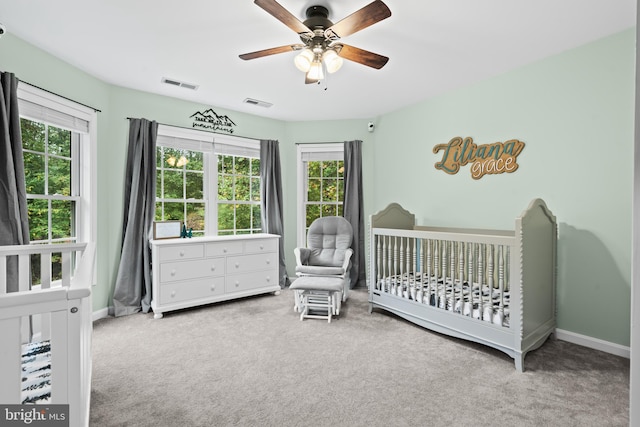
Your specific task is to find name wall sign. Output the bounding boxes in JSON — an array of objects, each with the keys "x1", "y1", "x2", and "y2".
[
  {"x1": 433, "y1": 136, "x2": 525, "y2": 180},
  {"x1": 190, "y1": 108, "x2": 237, "y2": 134}
]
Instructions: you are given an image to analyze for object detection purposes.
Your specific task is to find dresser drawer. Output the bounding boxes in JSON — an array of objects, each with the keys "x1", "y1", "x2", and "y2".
[
  {"x1": 226, "y1": 253, "x2": 275, "y2": 275},
  {"x1": 160, "y1": 258, "x2": 224, "y2": 282},
  {"x1": 244, "y1": 238, "x2": 278, "y2": 253},
  {"x1": 159, "y1": 277, "x2": 225, "y2": 305},
  {"x1": 205, "y1": 240, "x2": 243, "y2": 257},
  {"x1": 226, "y1": 271, "x2": 277, "y2": 293},
  {"x1": 159, "y1": 244, "x2": 204, "y2": 262}
]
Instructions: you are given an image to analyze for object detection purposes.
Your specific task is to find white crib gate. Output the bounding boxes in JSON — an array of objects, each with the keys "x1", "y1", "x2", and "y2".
[{"x1": 0, "y1": 243, "x2": 94, "y2": 427}]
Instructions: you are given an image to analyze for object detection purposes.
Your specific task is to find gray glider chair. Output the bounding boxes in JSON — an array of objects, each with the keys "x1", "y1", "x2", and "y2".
[{"x1": 293, "y1": 216, "x2": 354, "y2": 317}]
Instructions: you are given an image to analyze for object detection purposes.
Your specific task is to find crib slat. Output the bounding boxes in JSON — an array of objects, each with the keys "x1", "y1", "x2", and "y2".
[
  {"x1": 387, "y1": 236, "x2": 392, "y2": 291},
  {"x1": 0, "y1": 255, "x2": 6, "y2": 294},
  {"x1": 61, "y1": 252, "x2": 72, "y2": 288},
  {"x1": 18, "y1": 254, "x2": 30, "y2": 292},
  {"x1": 439, "y1": 240, "x2": 445, "y2": 306},
  {"x1": 497, "y1": 245, "x2": 505, "y2": 325},
  {"x1": 41, "y1": 252, "x2": 52, "y2": 289},
  {"x1": 468, "y1": 243, "x2": 475, "y2": 318},
  {"x1": 451, "y1": 242, "x2": 456, "y2": 311},
  {"x1": 426, "y1": 239, "x2": 432, "y2": 303},
  {"x1": 376, "y1": 235, "x2": 382, "y2": 291}
]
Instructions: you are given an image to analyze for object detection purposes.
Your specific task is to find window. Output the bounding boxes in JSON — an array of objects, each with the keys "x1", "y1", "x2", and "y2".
[
  {"x1": 217, "y1": 154, "x2": 261, "y2": 235},
  {"x1": 22, "y1": 119, "x2": 78, "y2": 243},
  {"x1": 18, "y1": 84, "x2": 97, "y2": 283},
  {"x1": 156, "y1": 145, "x2": 206, "y2": 236},
  {"x1": 296, "y1": 143, "x2": 344, "y2": 246},
  {"x1": 155, "y1": 125, "x2": 261, "y2": 236}
]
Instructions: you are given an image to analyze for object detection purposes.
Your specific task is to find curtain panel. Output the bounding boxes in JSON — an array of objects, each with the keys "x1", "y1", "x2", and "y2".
[
  {"x1": 343, "y1": 140, "x2": 365, "y2": 288},
  {"x1": 0, "y1": 72, "x2": 30, "y2": 292},
  {"x1": 260, "y1": 139, "x2": 289, "y2": 288},
  {"x1": 113, "y1": 118, "x2": 158, "y2": 316}
]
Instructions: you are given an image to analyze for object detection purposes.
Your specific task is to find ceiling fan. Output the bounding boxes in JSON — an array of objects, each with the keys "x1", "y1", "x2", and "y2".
[{"x1": 239, "y1": 0, "x2": 392, "y2": 84}]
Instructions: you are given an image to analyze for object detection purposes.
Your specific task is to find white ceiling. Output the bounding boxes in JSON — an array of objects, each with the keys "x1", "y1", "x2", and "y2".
[{"x1": 0, "y1": 0, "x2": 636, "y2": 122}]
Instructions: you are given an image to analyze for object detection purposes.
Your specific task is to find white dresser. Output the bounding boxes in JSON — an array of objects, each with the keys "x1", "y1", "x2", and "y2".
[{"x1": 150, "y1": 233, "x2": 280, "y2": 319}]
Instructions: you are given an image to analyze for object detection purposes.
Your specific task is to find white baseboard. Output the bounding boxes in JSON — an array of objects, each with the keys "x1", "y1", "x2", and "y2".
[
  {"x1": 90, "y1": 303, "x2": 629, "y2": 360},
  {"x1": 555, "y1": 328, "x2": 630, "y2": 359},
  {"x1": 92, "y1": 307, "x2": 110, "y2": 322}
]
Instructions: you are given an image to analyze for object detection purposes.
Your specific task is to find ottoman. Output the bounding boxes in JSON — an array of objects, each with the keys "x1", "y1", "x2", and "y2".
[{"x1": 290, "y1": 276, "x2": 345, "y2": 323}]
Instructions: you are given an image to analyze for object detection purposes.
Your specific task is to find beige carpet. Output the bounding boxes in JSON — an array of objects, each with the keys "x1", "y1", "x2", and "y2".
[{"x1": 90, "y1": 288, "x2": 629, "y2": 426}]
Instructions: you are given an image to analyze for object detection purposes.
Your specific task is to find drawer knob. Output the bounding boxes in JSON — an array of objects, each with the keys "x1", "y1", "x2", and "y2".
[
  {"x1": 211, "y1": 265, "x2": 216, "y2": 271},
  {"x1": 223, "y1": 248, "x2": 228, "y2": 253},
  {"x1": 235, "y1": 281, "x2": 240, "y2": 287},
  {"x1": 266, "y1": 259, "x2": 270, "y2": 265},
  {"x1": 179, "y1": 251, "x2": 185, "y2": 257},
  {"x1": 266, "y1": 276, "x2": 270, "y2": 282},
  {"x1": 211, "y1": 285, "x2": 216, "y2": 292},
  {"x1": 259, "y1": 244, "x2": 264, "y2": 250},
  {"x1": 171, "y1": 291, "x2": 176, "y2": 298},
  {"x1": 235, "y1": 262, "x2": 239, "y2": 268},
  {"x1": 171, "y1": 269, "x2": 176, "y2": 276}
]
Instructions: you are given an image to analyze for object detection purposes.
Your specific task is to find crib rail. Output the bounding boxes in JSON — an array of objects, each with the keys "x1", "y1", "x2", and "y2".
[
  {"x1": 0, "y1": 242, "x2": 94, "y2": 427},
  {"x1": 0, "y1": 242, "x2": 88, "y2": 294},
  {"x1": 371, "y1": 229, "x2": 514, "y2": 327}
]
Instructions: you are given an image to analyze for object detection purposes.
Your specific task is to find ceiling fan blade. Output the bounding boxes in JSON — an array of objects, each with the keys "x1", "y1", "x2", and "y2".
[
  {"x1": 325, "y1": 0, "x2": 391, "y2": 39},
  {"x1": 254, "y1": 0, "x2": 314, "y2": 37},
  {"x1": 337, "y1": 44, "x2": 389, "y2": 69},
  {"x1": 239, "y1": 44, "x2": 304, "y2": 60}
]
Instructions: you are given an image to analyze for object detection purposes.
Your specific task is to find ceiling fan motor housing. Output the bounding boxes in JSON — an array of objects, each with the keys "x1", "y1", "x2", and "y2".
[{"x1": 304, "y1": 5, "x2": 333, "y2": 31}]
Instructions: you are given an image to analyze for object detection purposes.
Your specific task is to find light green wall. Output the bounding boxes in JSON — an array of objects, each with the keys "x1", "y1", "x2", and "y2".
[
  {"x1": 372, "y1": 29, "x2": 635, "y2": 346},
  {"x1": 0, "y1": 28, "x2": 634, "y2": 346}
]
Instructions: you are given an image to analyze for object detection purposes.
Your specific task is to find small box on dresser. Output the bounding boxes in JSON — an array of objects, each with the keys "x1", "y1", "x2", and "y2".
[{"x1": 150, "y1": 233, "x2": 281, "y2": 319}]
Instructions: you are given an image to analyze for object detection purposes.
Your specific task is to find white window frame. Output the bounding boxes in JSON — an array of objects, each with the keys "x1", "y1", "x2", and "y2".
[
  {"x1": 296, "y1": 143, "x2": 344, "y2": 248},
  {"x1": 155, "y1": 125, "x2": 260, "y2": 235},
  {"x1": 156, "y1": 125, "x2": 215, "y2": 234},
  {"x1": 17, "y1": 83, "x2": 98, "y2": 250}
]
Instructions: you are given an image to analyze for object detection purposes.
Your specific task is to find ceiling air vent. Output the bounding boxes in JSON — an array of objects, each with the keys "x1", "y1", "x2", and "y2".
[
  {"x1": 161, "y1": 77, "x2": 199, "y2": 90},
  {"x1": 243, "y1": 98, "x2": 273, "y2": 108}
]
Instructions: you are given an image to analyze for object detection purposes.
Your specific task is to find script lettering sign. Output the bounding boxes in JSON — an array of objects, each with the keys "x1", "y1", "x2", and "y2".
[
  {"x1": 433, "y1": 136, "x2": 525, "y2": 180},
  {"x1": 190, "y1": 108, "x2": 236, "y2": 134}
]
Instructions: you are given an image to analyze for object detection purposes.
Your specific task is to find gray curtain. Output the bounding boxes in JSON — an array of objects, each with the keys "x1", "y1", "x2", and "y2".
[
  {"x1": 113, "y1": 118, "x2": 158, "y2": 316},
  {"x1": 343, "y1": 140, "x2": 365, "y2": 288},
  {"x1": 0, "y1": 72, "x2": 30, "y2": 292},
  {"x1": 260, "y1": 139, "x2": 289, "y2": 288}
]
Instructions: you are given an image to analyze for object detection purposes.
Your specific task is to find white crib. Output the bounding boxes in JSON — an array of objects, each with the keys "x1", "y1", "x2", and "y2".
[
  {"x1": 368, "y1": 199, "x2": 557, "y2": 371},
  {"x1": 0, "y1": 242, "x2": 95, "y2": 427}
]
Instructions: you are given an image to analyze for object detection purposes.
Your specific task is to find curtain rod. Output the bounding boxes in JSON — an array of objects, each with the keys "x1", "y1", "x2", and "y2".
[
  {"x1": 19, "y1": 79, "x2": 102, "y2": 113},
  {"x1": 295, "y1": 141, "x2": 350, "y2": 144},
  {"x1": 125, "y1": 118, "x2": 267, "y2": 142}
]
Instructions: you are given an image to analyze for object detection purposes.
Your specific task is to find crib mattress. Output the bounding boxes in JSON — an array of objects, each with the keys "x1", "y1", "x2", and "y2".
[{"x1": 21, "y1": 340, "x2": 52, "y2": 404}]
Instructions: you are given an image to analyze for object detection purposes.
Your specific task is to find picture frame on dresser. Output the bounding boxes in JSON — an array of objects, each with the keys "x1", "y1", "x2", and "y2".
[{"x1": 153, "y1": 220, "x2": 182, "y2": 240}]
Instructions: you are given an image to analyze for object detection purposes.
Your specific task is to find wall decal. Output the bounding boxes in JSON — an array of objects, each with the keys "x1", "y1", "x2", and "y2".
[
  {"x1": 190, "y1": 108, "x2": 236, "y2": 133},
  {"x1": 433, "y1": 136, "x2": 525, "y2": 180}
]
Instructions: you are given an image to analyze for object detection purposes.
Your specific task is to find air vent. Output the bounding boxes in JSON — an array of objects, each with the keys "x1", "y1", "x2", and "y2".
[
  {"x1": 243, "y1": 98, "x2": 273, "y2": 108},
  {"x1": 161, "y1": 77, "x2": 199, "y2": 90}
]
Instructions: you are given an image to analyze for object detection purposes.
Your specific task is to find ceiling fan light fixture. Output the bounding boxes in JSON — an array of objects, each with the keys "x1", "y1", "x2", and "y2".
[
  {"x1": 307, "y1": 60, "x2": 324, "y2": 81},
  {"x1": 294, "y1": 48, "x2": 314, "y2": 72},
  {"x1": 322, "y1": 49, "x2": 343, "y2": 74}
]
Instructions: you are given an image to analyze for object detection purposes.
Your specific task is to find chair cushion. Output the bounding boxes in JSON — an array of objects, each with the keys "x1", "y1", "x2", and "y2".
[
  {"x1": 295, "y1": 265, "x2": 345, "y2": 276},
  {"x1": 305, "y1": 217, "x2": 353, "y2": 267},
  {"x1": 290, "y1": 276, "x2": 344, "y2": 292}
]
